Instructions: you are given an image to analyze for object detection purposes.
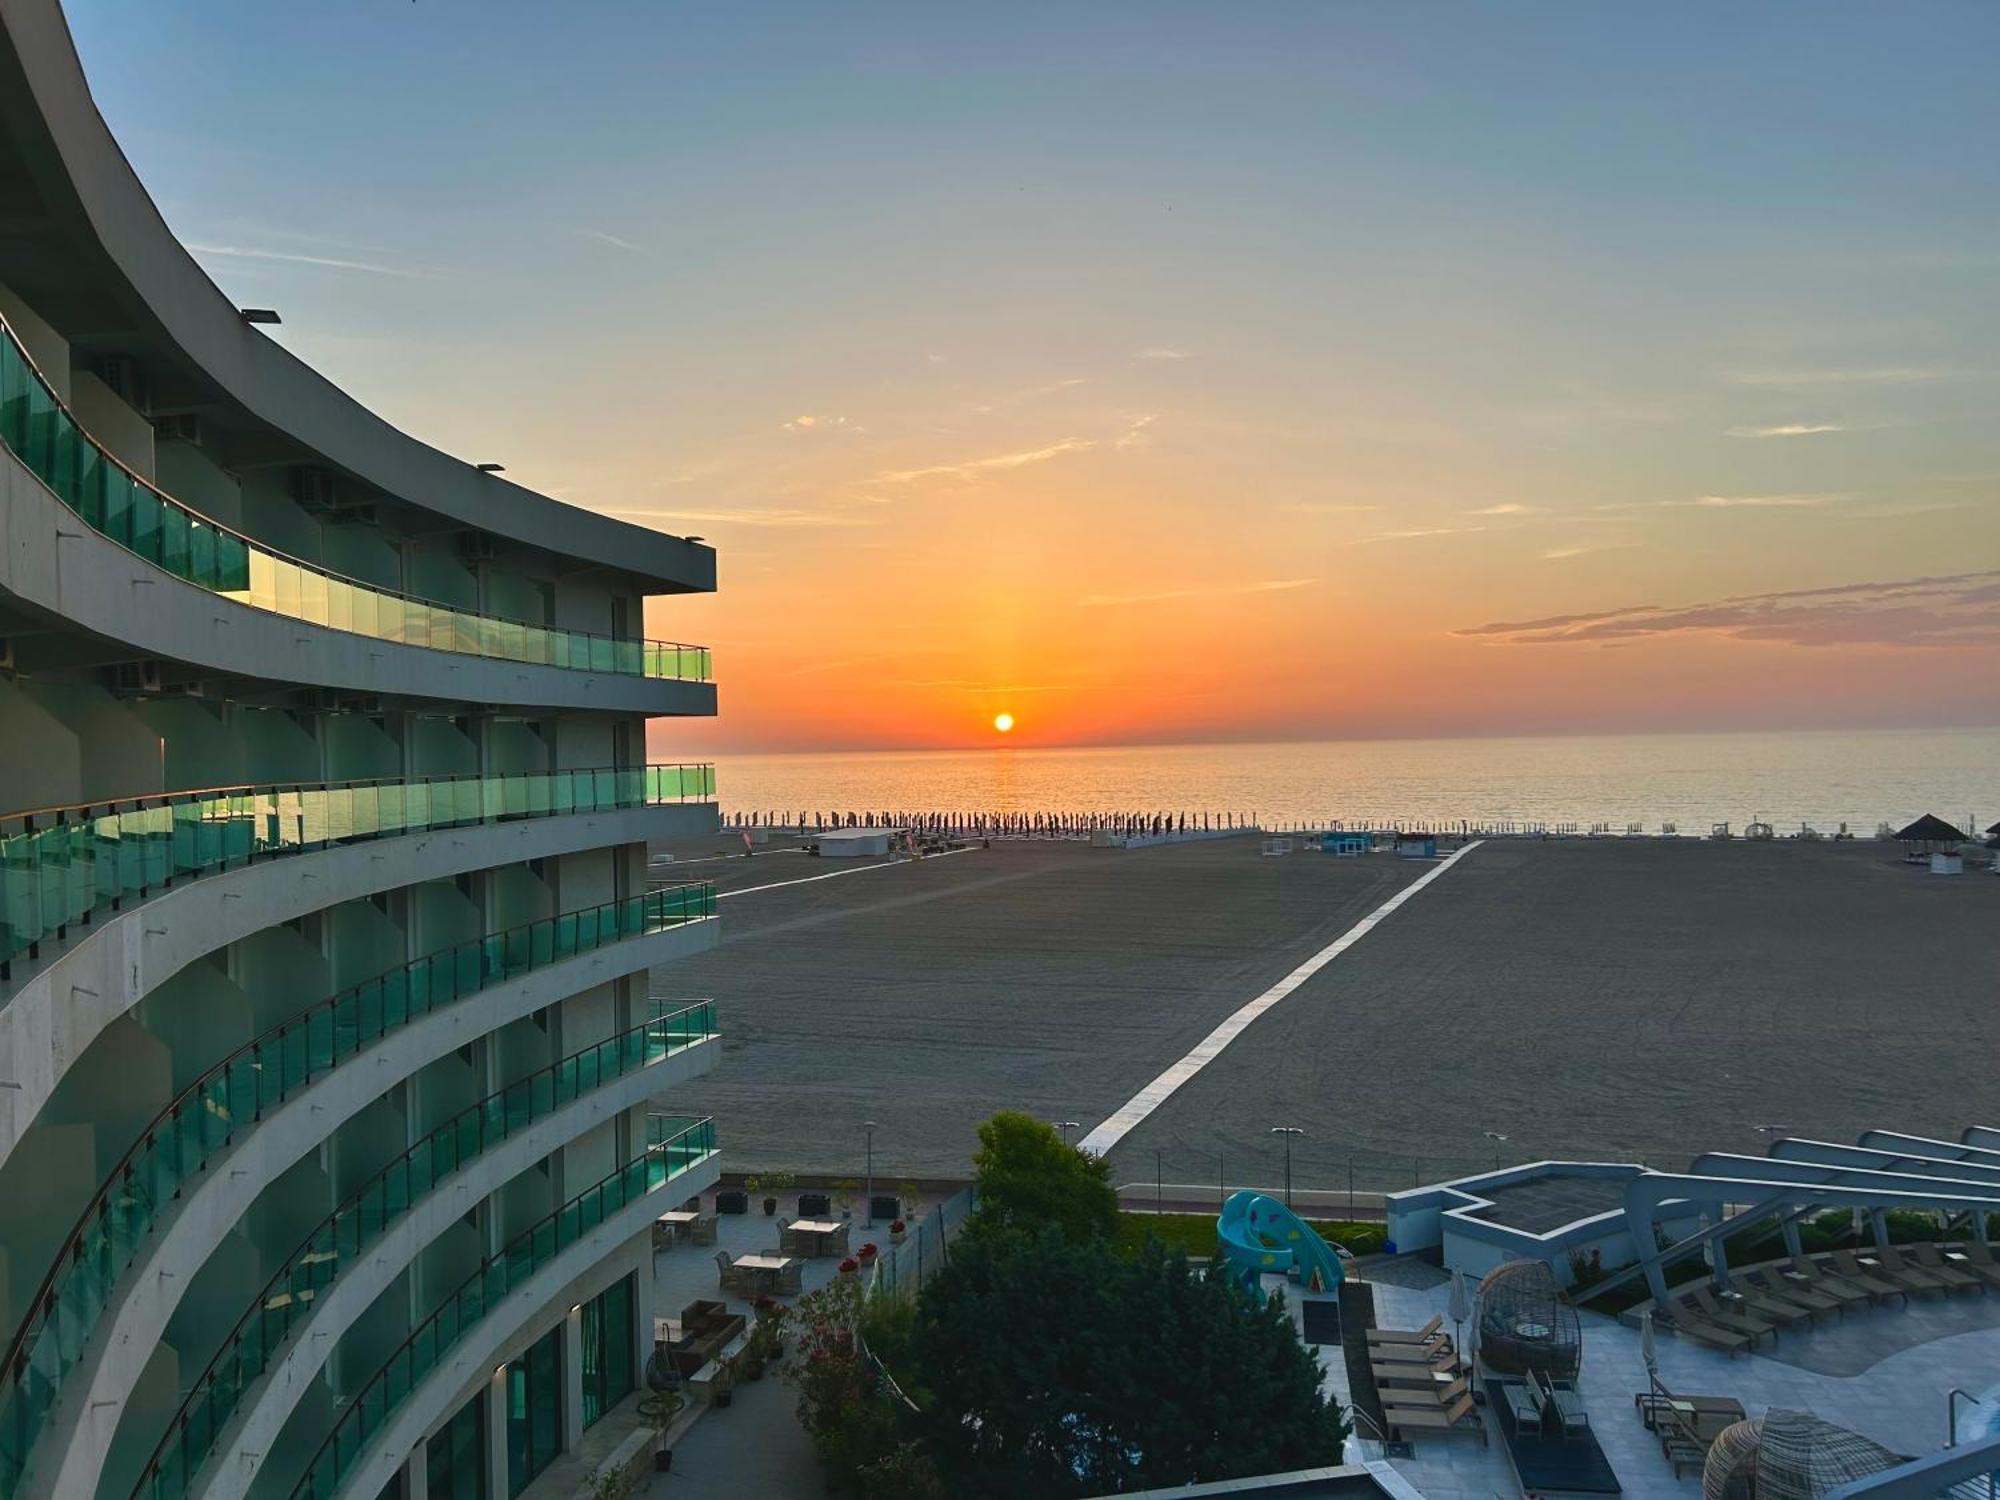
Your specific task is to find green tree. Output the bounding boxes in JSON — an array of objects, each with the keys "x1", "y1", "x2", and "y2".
[
  {"x1": 911, "y1": 1226, "x2": 1346, "y2": 1497},
  {"x1": 970, "y1": 1111, "x2": 1118, "y2": 1243}
]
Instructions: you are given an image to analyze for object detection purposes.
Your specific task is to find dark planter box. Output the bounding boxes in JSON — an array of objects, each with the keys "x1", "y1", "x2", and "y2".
[
  {"x1": 716, "y1": 1190, "x2": 749, "y2": 1215},
  {"x1": 797, "y1": 1192, "x2": 830, "y2": 1216},
  {"x1": 870, "y1": 1195, "x2": 901, "y2": 1222}
]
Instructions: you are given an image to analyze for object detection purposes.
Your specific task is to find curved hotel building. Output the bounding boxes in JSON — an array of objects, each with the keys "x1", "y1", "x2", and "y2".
[{"x1": 0, "y1": 3, "x2": 723, "y2": 1497}]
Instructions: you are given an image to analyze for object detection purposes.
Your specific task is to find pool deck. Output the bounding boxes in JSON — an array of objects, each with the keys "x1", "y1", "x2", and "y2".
[{"x1": 1313, "y1": 1264, "x2": 2000, "y2": 1500}]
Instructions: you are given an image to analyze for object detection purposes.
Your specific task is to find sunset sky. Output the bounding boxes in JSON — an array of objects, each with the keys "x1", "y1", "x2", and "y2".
[{"x1": 74, "y1": 2, "x2": 2000, "y2": 752}]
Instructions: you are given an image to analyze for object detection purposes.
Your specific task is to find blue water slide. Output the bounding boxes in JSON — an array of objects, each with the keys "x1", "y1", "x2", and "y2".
[{"x1": 1216, "y1": 1190, "x2": 1346, "y2": 1296}]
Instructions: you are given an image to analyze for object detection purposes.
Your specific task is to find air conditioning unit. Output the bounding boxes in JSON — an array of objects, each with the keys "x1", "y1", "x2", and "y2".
[
  {"x1": 108, "y1": 660, "x2": 164, "y2": 696},
  {"x1": 152, "y1": 411, "x2": 202, "y2": 445}
]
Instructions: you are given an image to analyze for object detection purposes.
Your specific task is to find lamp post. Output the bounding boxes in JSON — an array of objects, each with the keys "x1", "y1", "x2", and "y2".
[
  {"x1": 863, "y1": 1120, "x2": 878, "y2": 1228},
  {"x1": 1271, "y1": 1126, "x2": 1304, "y2": 1209},
  {"x1": 1055, "y1": 1120, "x2": 1080, "y2": 1149}
]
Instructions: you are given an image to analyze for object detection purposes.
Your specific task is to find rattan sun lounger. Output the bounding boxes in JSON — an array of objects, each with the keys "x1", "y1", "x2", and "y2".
[
  {"x1": 1682, "y1": 1288, "x2": 1778, "y2": 1344},
  {"x1": 1949, "y1": 1241, "x2": 2000, "y2": 1289},
  {"x1": 1866, "y1": 1245, "x2": 1952, "y2": 1296},
  {"x1": 1783, "y1": 1256, "x2": 1875, "y2": 1307},
  {"x1": 1742, "y1": 1267, "x2": 1840, "y2": 1318},
  {"x1": 1906, "y1": 1243, "x2": 1987, "y2": 1293},
  {"x1": 1655, "y1": 1306, "x2": 1750, "y2": 1354},
  {"x1": 1720, "y1": 1284, "x2": 1810, "y2": 1329},
  {"x1": 1824, "y1": 1250, "x2": 1911, "y2": 1303}
]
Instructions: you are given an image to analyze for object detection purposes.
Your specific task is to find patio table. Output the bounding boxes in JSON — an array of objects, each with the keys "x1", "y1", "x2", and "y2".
[
  {"x1": 781, "y1": 1218, "x2": 852, "y2": 1258},
  {"x1": 653, "y1": 1210, "x2": 700, "y2": 1249},
  {"x1": 734, "y1": 1252, "x2": 804, "y2": 1296}
]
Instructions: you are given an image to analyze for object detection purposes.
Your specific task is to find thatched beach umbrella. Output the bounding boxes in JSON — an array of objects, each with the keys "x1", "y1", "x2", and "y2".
[{"x1": 1892, "y1": 813, "x2": 1966, "y2": 851}]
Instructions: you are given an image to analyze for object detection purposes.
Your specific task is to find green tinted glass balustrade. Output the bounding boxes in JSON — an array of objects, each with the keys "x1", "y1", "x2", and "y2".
[
  {"x1": 132, "y1": 1013, "x2": 716, "y2": 1500},
  {"x1": 0, "y1": 893, "x2": 715, "y2": 1500},
  {"x1": 0, "y1": 763, "x2": 714, "y2": 979},
  {"x1": 290, "y1": 1120, "x2": 717, "y2": 1500},
  {"x1": 0, "y1": 316, "x2": 710, "y2": 686}
]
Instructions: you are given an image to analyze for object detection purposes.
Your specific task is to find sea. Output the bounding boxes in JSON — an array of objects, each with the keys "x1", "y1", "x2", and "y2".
[{"x1": 711, "y1": 727, "x2": 1998, "y2": 836}]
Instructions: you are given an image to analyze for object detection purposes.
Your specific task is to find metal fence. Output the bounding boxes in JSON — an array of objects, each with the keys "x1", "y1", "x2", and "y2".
[
  {"x1": 1115, "y1": 1144, "x2": 1540, "y2": 1218},
  {"x1": 870, "y1": 1187, "x2": 977, "y2": 1300}
]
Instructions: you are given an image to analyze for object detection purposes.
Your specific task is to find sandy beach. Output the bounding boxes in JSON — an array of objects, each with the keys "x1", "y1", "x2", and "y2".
[{"x1": 651, "y1": 835, "x2": 2000, "y2": 1192}]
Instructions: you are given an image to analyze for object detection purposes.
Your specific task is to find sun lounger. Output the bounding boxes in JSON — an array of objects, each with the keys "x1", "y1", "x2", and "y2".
[
  {"x1": 1366, "y1": 1313, "x2": 1447, "y2": 1347},
  {"x1": 1532, "y1": 1370, "x2": 1590, "y2": 1436},
  {"x1": 1369, "y1": 1341, "x2": 1455, "y2": 1368},
  {"x1": 1905, "y1": 1243, "x2": 1986, "y2": 1293},
  {"x1": 1742, "y1": 1267, "x2": 1840, "y2": 1318},
  {"x1": 1681, "y1": 1288, "x2": 1778, "y2": 1344},
  {"x1": 1382, "y1": 1375, "x2": 1470, "y2": 1410},
  {"x1": 1782, "y1": 1256, "x2": 1874, "y2": 1308},
  {"x1": 1386, "y1": 1391, "x2": 1486, "y2": 1445},
  {"x1": 1823, "y1": 1250, "x2": 1909, "y2": 1303},
  {"x1": 1717, "y1": 1283, "x2": 1810, "y2": 1330},
  {"x1": 1946, "y1": 1242, "x2": 2000, "y2": 1290},
  {"x1": 1865, "y1": 1245, "x2": 1952, "y2": 1296},
  {"x1": 1655, "y1": 1306, "x2": 1750, "y2": 1354}
]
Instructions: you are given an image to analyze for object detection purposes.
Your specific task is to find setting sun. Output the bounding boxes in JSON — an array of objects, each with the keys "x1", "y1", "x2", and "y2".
[{"x1": 993, "y1": 713, "x2": 1015, "y2": 734}]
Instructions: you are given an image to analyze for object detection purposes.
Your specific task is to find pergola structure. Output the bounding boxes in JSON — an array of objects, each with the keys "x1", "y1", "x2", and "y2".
[{"x1": 1616, "y1": 1127, "x2": 2000, "y2": 1306}]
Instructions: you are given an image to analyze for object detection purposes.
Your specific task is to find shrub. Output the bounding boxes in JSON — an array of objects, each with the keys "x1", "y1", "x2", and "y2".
[
  {"x1": 783, "y1": 1274, "x2": 908, "y2": 1494},
  {"x1": 971, "y1": 1111, "x2": 1118, "y2": 1244},
  {"x1": 910, "y1": 1226, "x2": 1346, "y2": 1497}
]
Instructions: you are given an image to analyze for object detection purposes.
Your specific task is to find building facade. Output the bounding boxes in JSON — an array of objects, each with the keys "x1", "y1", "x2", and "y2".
[{"x1": 0, "y1": 2, "x2": 723, "y2": 1496}]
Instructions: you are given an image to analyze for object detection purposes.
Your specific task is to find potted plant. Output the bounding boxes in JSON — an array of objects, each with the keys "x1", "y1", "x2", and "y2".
[
  {"x1": 710, "y1": 1356, "x2": 736, "y2": 1409},
  {"x1": 888, "y1": 1218, "x2": 908, "y2": 1246},
  {"x1": 857, "y1": 1241, "x2": 879, "y2": 1266},
  {"x1": 834, "y1": 1178, "x2": 862, "y2": 1218},
  {"x1": 640, "y1": 1388, "x2": 683, "y2": 1472},
  {"x1": 837, "y1": 1256, "x2": 860, "y2": 1280},
  {"x1": 748, "y1": 1170, "x2": 797, "y2": 1216}
]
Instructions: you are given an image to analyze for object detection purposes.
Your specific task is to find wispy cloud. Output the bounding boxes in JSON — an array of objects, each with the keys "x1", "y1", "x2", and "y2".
[
  {"x1": 187, "y1": 242, "x2": 436, "y2": 278},
  {"x1": 1597, "y1": 493, "x2": 1839, "y2": 512},
  {"x1": 1134, "y1": 347, "x2": 1193, "y2": 361},
  {"x1": 783, "y1": 413, "x2": 863, "y2": 434},
  {"x1": 1081, "y1": 577, "x2": 1318, "y2": 608},
  {"x1": 1726, "y1": 422, "x2": 1848, "y2": 438},
  {"x1": 1282, "y1": 503, "x2": 1380, "y2": 516},
  {"x1": 1541, "y1": 542, "x2": 1638, "y2": 560},
  {"x1": 1354, "y1": 525, "x2": 1488, "y2": 544},
  {"x1": 970, "y1": 377, "x2": 1085, "y2": 414},
  {"x1": 877, "y1": 438, "x2": 1096, "y2": 485},
  {"x1": 1115, "y1": 413, "x2": 1158, "y2": 451},
  {"x1": 1720, "y1": 366, "x2": 1971, "y2": 387},
  {"x1": 611, "y1": 506, "x2": 880, "y2": 529},
  {"x1": 576, "y1": 228, "x2": 645, "y2": 254},
  {"x1": 1458, "y1": 570, "x2": 2000, "y2": 649},
  {"x1": 1464, "y1": 503, "x2": 1543, "y2": 516}
]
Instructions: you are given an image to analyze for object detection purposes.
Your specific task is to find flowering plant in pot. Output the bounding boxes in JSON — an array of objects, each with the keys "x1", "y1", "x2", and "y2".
[
  {"x1": 837, "y1": 1256, "x2": 859, "y2": 1278},
  {"x1": 752, "y1": 1293, "x2": 779, "y2": 1324},
  {"x1": 857, "y1": 1242, "x2": 879, "y2": 1264},
  {"x1": 888, "y1": 1218, "x2": 908, "y2": 1246}
]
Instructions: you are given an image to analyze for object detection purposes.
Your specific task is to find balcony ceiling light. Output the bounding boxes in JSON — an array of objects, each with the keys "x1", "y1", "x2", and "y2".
[
  {"x1": 476, "y1": 462, "x2": 505, "y2": 473},
  {"x1": 238, "y1": 308, "x2": 282, "y2": 325}
]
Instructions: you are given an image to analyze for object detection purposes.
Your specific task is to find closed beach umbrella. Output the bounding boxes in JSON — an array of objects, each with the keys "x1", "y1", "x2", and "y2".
[
  {"x1": 1449, "y1": 1270, "x2": 1470, "y2": 1369},
  {"x1": 1639, "y1": 1308, "x2": 1657, "y2": 1377}
]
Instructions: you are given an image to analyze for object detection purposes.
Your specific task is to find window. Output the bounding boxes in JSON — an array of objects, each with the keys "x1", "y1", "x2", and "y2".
[
  {"x1": 506, "y1": 1325, "x2": 563, "y2": 1496},
  {"x1": 580, "y1": 1274, "x2": 637, "y2": 1428},
  {"x1": 426, "y1": 1390, "x2": 486, "y2": 1500}
]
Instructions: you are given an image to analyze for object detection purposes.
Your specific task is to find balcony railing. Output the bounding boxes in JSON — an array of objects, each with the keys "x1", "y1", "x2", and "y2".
[
  {"x1": 291, "y1": 1119, "x2": 718, "y2": 1500},
  {"x1": 0, "y1": 892, "x2": 715, "y2": 1500},
  {"x1": 130, "y1": 1009, "x2": 717, "y2": 1500},
  {"x1": 0, "y1": 763, "x2": 716, "y2": 979},
  {"x1": 0, "y1": 315, "x2": 710, "y2": 684}
]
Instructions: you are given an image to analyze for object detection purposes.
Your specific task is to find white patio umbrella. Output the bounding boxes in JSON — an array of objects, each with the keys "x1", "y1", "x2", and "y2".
[
  {"x1": 1448, "y1": 1270, "x2": 1471, "y2": 1369},
  {"x1": 1639, "y1": 1308, "x2": 1658, "y2": 1378}
]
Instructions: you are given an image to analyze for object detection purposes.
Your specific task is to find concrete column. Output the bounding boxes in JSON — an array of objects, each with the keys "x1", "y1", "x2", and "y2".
[
  {"x1": 486, "y1": 1365, "x2": 510, "y2": 1500},
  {"x1": 563, "y1": 1304, "x2": 586, "y2": 1452},
  {"x1": 398, "y1": 1443, "x2": 427, "y2": 1500},
  {"x1": 1869, "y1": 1208, "x2": 1890, "y2": 1247}
]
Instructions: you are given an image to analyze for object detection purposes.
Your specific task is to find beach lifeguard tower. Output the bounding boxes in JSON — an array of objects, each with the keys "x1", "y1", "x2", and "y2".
[{"x1": 1322, "y1": 831, "x2": 1370, "y2": 857}]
